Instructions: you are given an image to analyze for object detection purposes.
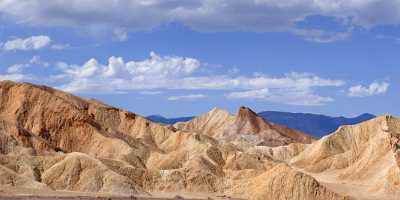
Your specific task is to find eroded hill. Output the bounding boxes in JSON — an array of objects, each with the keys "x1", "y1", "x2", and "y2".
[
  {"x1": 0, "y1": 81, "x2": 396, "y2": 200},
  {"x1": 174, "y1": 106, "x2": 315, "y2": 146}
]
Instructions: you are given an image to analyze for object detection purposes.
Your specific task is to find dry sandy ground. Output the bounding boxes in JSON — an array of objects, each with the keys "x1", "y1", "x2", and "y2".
[
  {"x1": 0, "y1": 187, "x2": 244, "y2": 200},
  {"x1": 304, "y1": 171, "x2": 396, "y2": 200},
  {"x1": 291, "y1": 162, "x2": 398, "y2": 200}
]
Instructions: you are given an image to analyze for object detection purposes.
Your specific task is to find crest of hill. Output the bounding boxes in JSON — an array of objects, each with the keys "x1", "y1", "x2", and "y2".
[{"x1": 174, "y1": 106, "x2": 315, "y2": 146}]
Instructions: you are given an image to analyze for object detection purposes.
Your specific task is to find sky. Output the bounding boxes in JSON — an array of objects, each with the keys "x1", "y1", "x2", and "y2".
[{"x1": 0, "y1": 0, "x2": 398, "y2": 117}]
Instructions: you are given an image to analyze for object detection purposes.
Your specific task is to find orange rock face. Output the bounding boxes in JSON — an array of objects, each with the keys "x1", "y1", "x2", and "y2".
[{"x1": 232, "y1": 106, "x2": 315, "y2": 146}]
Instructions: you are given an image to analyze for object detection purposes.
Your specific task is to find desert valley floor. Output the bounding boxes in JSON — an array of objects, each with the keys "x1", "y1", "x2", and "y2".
[{"x1": 0, "y1": 81, "x2": 399, "y2": 200}]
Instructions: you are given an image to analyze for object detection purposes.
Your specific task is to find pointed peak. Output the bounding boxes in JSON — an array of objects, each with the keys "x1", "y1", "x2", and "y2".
[{"x1": 237, "y1": 106, "x2": 258, "y2": 117}]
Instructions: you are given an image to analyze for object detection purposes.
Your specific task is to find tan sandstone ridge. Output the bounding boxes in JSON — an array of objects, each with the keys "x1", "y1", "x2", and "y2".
[
  {"x1": 260, "y1": 115, "x2": 400, "y2": 200},
  {"x1": 0, "y1": 80, "x2": 364, "y2": 200},
  {"x1": 174, "y1": 106, "x2": 315, "y2": 146}
]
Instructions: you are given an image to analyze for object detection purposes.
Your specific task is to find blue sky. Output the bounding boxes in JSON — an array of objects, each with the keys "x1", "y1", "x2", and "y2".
[{"x1": 0, "y1": 0, "x2": 398, "y2": 117}]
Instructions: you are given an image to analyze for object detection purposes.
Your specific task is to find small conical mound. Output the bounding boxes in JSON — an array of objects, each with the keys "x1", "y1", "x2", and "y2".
[{"x1": 230, "y1": 106, "x2": 315, "y2": 146}]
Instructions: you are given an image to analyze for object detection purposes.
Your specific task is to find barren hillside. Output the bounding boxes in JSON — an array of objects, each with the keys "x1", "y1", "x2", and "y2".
[
  {"x1": 1, "y1": 81, "x2": 396, "y2": 200},
  {"x1": 174, "y1": 106, "x2": 314, "y2": 146}
]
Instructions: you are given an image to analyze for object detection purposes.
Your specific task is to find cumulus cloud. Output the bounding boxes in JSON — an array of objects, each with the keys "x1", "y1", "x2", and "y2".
[
  {"x1": 2, "y1": 0, "x2": 400, "y2": 41},
  {"x1": 0, "y1": 51, "x2": 346, "y2": 106},
  {"x1": 0, "y1": 51, "x2": 346, "y2": 105},
  {"x1": 168, "y1": 94, "x2": 206, "y2": 101},
  {"x1": 226, "y1": 72, "x2": 342, "y2": 106},
  {"x1": 348, "y1": 81, "x2": 389, "y2": 97},
  {"x1": 45, "y1": 52, "x2": 344, "y2": 105},
  {"x1": 55, "y1": 52, "x2": 201, "y2": 93},
  {"x1": 2, "y1": 35, "x2": 51, "y2": 51}
]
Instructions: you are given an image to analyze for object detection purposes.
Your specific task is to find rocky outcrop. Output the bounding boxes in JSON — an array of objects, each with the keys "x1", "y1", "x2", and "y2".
[
  {"x1": 175, "y1": 106, "x2": 314, "y2": 146},
  {"x1": 0, "y1": 81, "x2": 177, "y2": 161}
]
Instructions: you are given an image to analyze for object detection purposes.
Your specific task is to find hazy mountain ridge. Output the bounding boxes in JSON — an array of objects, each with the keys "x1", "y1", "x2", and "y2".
[
  {"x1": 258, "y1": 111, "x2": 376, "y2": 137},
  {"x1": 147, "y1": 115, "x2": 194, "y2": 125},
  {"x1": 149, "y1": 112, "x2": 375, "y2": 137}
]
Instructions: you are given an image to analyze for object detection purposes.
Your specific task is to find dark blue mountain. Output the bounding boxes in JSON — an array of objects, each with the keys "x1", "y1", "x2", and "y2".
[
  {"x1": 257, "y1": 111, "x2": 376, "y2": 137},
  {"x1": 148, "y1": 111, "x2": 376, "y2": 138},
  {"x1": 147, "y1": 115, "x2": 194, "y2": 125}
]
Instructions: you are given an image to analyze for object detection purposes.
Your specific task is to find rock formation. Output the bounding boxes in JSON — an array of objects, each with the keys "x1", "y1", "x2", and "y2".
[
  {"x1": 0, "y1": 80, "x2": 395, "y2": 200},
  {"x1": 175, "y1": 106, "x2": 315, "y2": 146},
  {"x1": 285, "y1": 116, "x2": 400, "y2": 199}
]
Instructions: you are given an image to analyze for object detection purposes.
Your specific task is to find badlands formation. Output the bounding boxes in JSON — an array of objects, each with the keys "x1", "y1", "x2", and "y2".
[{"x1": 0, "y1": 80, "x2": 398, "y2": 200}]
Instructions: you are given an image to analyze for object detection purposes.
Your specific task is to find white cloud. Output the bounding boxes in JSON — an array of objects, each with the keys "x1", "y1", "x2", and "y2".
[
  {"x1": 56, "y1": 52, "x2": 202, "y2": 93},
  {"x1": 2, "y1": 1, "x2": 400, "y2": 41},
  {"x1": 293, "y1": 28, "x2": 352, "y2": 43},
  {"x1": 7, "y1": 64, "x2": 27, "y2": 74},
  {"x1": 47, "y1": 52, "x2": 345, "y2": 106},
  {"x1": 2, "y1": 56, "x2": 48, "y2": 82},
  {"x1": 348, "y1": 81, "x2": 389, "y2": 97},
  {"x1": 2, "y1": 35, "x2": 51, "y2": 51},
  {"x1": 226, "y1": 88, "x2": 334, "y2": 106},
  {"x1": 0, "y1": 73, "x2": 32, "y2": 82},
  {"x1": 227, "y1": 89, "x2": 270, "y2": 99},
  {"x1": 29, "y1": 55, "x2": 49, "y2": 66},
  {"x1": 0, "y1": 51, "x2": 346, "y2": 106},
  {"x1": 7, "y1": 56, "x2": 48, "y2": 73},
  {"x1": 168, "y1": 94, "x2": 206, "y2": 101}
]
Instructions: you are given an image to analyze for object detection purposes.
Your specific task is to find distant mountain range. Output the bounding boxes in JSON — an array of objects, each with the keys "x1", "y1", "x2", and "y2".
[
  {"x1": 257, "y1": 111, "x2": 376, "y2": 137},
  {"x1": 147, "y1": 115, "x2": 195, "y2": 125},
  {"x1": 148, "y1": 111, "x2": 376, "y2": 137}
]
